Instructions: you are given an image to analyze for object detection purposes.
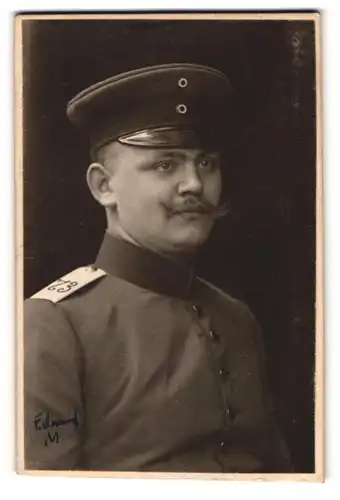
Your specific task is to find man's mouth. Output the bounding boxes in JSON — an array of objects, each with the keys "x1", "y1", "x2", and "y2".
[
  {"x1": 174, "y1": 207, "x2": 208, "y2": 215},
  {"x1": 163, "y1": 197, "x2": 229, "y2": 220},
  {"x1": 173, "y1": 209, "x2": 210, "y2": 221}
]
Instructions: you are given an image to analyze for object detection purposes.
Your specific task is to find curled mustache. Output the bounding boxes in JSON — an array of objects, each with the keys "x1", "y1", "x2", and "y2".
[{"x1": 164, "y1": 196, "x2": 229, "y2": 220}]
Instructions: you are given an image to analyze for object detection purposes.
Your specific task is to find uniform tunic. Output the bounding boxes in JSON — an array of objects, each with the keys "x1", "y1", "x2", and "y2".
[{"x1": 24, "y1": 233, "x2": 291, "y2": 472}]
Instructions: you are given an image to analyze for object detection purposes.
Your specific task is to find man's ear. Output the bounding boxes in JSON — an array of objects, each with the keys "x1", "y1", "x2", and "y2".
[{"x1": 86, "y1": 162, "x2": 117, "y2": 207}]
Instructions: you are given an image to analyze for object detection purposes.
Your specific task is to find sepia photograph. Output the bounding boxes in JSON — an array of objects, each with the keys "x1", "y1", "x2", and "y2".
[{"x1": 15, "y1": 12, "x2": 322, "y2": 480}]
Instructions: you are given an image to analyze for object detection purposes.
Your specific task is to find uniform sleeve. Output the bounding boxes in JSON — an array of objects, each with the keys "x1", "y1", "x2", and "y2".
[
  {"x1": 24, "y1": 298, "x2": 84, "y2": 470},
  {"x1": 247, "y1": 310, "x2": 293, "y2": 473}
]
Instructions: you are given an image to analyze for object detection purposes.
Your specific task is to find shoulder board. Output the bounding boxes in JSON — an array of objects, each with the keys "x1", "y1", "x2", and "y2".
[{"x1": 30, "y1": 266, "x2": 107, "y2": 303}]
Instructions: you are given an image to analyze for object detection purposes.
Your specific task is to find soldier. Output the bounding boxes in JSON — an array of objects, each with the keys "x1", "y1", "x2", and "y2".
[{"x1": 24, "y1": 63, "x2": 291, "y2": 472}]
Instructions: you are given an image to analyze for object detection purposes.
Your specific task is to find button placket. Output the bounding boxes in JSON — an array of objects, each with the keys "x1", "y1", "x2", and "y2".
[
  {"x1": 187, "y1": 302, "x2": 235, "y2": 433},
  {"x1": 203, "y1": 318, "x2": 233, "y2": 425},
  {"x1": 190, "y1": 303, "x2": 211, "y2": 338},
  {"x1": 210, "y1": 330, "x2": 234, "y2": 426},
  {"x1": 199, "y1": 318, "x2": 236, "y2": 463},
  {"x1": 190, "y1": 305, "x2": 219, "y2": 344},
  {"x1": 187, "y1": 301, "x2": 206, "y2": 338}
]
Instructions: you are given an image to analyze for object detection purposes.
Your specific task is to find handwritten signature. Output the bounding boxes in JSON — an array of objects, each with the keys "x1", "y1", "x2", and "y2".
[{"x1": 34, "y1": 410, "x2": 81, "y2": 446}]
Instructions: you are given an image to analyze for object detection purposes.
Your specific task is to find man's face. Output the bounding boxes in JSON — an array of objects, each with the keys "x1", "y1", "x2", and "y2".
[{"x1": 105, "y1": 142, "x2": 222, "y2": 256}]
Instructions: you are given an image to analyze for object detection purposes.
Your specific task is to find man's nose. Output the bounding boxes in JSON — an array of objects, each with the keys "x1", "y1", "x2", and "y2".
[{"x1": 177, "y1": 165, "x2": 203, "y2": 195}]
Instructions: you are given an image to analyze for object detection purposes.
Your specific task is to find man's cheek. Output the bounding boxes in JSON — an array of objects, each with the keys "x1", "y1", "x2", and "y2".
[{"x1": 205, "y1": 183, "x2": 222, "y2": 204}]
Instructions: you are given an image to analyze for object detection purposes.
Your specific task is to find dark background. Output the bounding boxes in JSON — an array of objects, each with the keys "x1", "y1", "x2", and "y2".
[{"x1": 22, "y1": 18, "x2": 316, "y2": 472}]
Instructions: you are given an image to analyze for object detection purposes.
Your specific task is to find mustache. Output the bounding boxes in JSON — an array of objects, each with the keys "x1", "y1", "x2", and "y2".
[{"x1": 164, "y1": 196, "x2": 229, "y2": 220}]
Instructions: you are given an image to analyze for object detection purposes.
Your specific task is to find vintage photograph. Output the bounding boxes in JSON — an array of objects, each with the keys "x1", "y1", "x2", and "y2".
[{"x1": 15, "y1": 12, "x2": 322, "y2": 479}]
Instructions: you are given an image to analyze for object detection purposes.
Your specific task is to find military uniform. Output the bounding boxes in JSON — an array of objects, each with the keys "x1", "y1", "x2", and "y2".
[
  {"x1": 25, "y1": 233, "x2": 291, "y2": 472},
  {"x1": 24, "y1": 64, "x2": 291, "y2": 472}
]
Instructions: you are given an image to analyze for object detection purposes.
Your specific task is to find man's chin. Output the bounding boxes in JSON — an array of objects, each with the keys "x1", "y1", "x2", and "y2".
[{"x1": 169, "y1": 227, "x2": 212, "y2": 253}]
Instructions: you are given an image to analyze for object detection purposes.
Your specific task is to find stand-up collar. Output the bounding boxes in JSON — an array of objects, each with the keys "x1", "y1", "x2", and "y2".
[{"x1": 94, "y1": 232, "x2": 198, "y2": 299}]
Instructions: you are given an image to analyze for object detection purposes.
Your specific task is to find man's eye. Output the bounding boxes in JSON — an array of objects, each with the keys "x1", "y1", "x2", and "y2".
[
  {"x1": 155, "y1": 161, "x2": 174, "y2": 173},
  {"x1": 198, "y1": 158, "x2": 215, "y2": 170}
]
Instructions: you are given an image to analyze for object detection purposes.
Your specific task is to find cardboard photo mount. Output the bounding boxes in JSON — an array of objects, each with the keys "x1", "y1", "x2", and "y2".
[{"x1": 14, "y1": 11, "x2": 323, "y2": 482}]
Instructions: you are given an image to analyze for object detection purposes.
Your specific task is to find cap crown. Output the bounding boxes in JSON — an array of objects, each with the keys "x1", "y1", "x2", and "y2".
[{"x1": 67, "y1": 63, "x2": 233, "y2": 154}]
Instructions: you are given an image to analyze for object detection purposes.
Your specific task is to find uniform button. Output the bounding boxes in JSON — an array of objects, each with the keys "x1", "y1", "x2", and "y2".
[
  {"x1": 209, "y1": 329, "x2": 219, "y2": 341},
  {"x1": 220, "y1": 440, "x2": 225, "y2": 450},
  {"x1": 178, "y1": 77, "x2": 188, "y2": 88},
  {"x1": 192, "y1": 304, "x2": 200, "y2": 315},
  {"x1": 224, "y1": 406, "x2": 236, "y2": 421},
  {"x1": 176, "y1": 103, "x2": 187, "y2": 114},
  {"x1": 218, "y1": 368, "x2": 229, "y2": 379}
]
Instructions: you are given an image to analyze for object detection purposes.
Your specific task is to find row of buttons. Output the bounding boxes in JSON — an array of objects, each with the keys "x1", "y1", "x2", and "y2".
[
  {"x1": 192, "y1": 301, "x2": 236, "y2": 440},
  {"x1": 192, "y1": 303, "x2": 219, "y2": 342},
  {"x1": 176, "y1": 76, "x2": 188, "y2": 114}
]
